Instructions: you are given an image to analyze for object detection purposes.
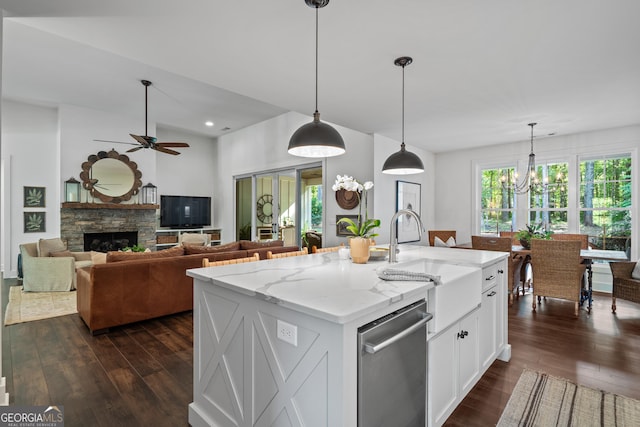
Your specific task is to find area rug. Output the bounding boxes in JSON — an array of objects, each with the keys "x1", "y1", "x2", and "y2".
[
  {"x1": 4, "y1": 286, "x2": 77, "y2": 326},
  {"x1": 498, "y1": 369, "x2": 640, "y2": 426}
]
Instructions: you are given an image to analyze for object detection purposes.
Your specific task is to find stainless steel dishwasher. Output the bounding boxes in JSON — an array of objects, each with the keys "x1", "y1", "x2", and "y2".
[{"x1": 357, "y1": 299, "x2": 432, "y2": 427}]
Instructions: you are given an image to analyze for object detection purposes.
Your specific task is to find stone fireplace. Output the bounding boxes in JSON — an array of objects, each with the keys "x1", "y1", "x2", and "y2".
[{"x1": 61, "y1": 203, "x2": 158, "y2": 252}]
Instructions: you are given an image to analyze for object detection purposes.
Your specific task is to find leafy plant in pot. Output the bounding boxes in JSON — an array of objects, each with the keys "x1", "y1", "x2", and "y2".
[{"x1": 514, "y1": 223, "x2": 552, "y2": 249}]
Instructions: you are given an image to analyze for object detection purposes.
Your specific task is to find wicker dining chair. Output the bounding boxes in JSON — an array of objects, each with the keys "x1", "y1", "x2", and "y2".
[
  {"x1": 311, "y1": 243, "x2": 345, "y2": 254},
  {"x1": 609, "y1": 261, "x2": 640, "y2": 313},
  {"x1": 550, "y1": 233, "x2": 589, "y2": 250},
  {"x1": 267, "y1": 247, "x2": 309, "y2": 259},
  {"x1": 530, "y1": 239, "x2": 586, "y2": 316},
  {"x1": 428, "y1": 230, "x2": 457, "y2": 247},
  {"x1": 202, "y1": 253, "x2": 260, "y2": 267},
  {"x1": 471, "y1": 236, "x2": 524, "y2": 305}
]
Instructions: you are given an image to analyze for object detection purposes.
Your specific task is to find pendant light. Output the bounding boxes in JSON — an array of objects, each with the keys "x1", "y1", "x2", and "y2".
[
  {"x1": 382, "y1": 56, "x2": 424, "y2": 175},
  {"x1": 288, "y1": 0, "x2": 345, "y2": 158}
]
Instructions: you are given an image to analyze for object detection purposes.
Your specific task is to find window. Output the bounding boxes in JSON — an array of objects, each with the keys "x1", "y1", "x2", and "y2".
[
  {"x1": 480, "y1": 167, "x2": 515, "y2": 234},
  {"x1": 528, "y1": 161, "x2": 569, "y2": 233},
  {"x1": 579, "y1": 154, "x2": 632, "y2": 252}
]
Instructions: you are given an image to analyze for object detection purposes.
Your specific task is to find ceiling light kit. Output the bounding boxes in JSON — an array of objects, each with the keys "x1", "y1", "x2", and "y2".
[
  {"x1": 288, "y1": 0, "x2": 346, "y2": 158},
  {"x1": 382, "y1": 56, "x2": 425, "y2": 175},
  {"x1": 500, "y1": 122, "x2": 565, "y2": 194}
]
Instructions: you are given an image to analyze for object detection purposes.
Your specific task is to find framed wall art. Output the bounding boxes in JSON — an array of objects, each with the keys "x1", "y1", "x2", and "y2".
[
  {"x1": 336, "y1": 215, "x2": 359, "y2": 237},
  {"x1": 24, "y1": 212, "x2": 46, "y2": 233},
  {"x1": 395, "y1": 181, "x2": 421, "y2": 243},
  {"x1": 24, "y1": 186, "x2": 46, "y2": 208}
]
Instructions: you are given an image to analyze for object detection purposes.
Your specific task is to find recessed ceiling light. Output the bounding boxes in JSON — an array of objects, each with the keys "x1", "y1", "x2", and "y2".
[{"x1": 205, "y1": 121, "x2": 214, "y2": 127}]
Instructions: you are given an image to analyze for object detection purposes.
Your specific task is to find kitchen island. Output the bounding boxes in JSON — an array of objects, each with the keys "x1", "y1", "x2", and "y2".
[{"x1": 187, "y1": 245, "x2": 509, "y2": 427}]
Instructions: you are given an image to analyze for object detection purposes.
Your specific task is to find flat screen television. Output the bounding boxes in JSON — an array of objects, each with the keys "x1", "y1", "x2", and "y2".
[{"x1": 160, "y1": 195, "x2": 211, "y2": 229}]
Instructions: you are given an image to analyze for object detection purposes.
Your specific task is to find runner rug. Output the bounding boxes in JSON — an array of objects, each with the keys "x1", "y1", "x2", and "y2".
[
  {"x1": 4, "y1": 286, "x2": 77, "y2": 326},
  {"x1": 497, "y1": 369, "x2": 640, "y2": 426}
]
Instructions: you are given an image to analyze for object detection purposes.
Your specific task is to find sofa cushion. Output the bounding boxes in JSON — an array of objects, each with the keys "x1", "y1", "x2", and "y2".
[
  {"x1": 183, "y1": 241, "x2": 241, "y2": 255},
  {"x1": 38, "y1": 238, "x2": 66, "y2": 257},
  {"x1": 91, "y1": 251, "x2": 107, "y2": 265},
  {"x1": 632, "y1": 260, "x2": 640, "y2": 280},
  {"x1": 106, "y1": 245, "x2": 184, "y2": 263},
  {"x1": 240, "y1": 240, "x2": 284, "y2": 250},
  {"x1": 50, "y1": 250, "x2": 74, "y2": 258}
]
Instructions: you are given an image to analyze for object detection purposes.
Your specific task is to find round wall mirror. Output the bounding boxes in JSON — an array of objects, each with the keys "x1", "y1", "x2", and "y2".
[{"x1": 79, "y1": 149, "x2": 143, "y2": 203}]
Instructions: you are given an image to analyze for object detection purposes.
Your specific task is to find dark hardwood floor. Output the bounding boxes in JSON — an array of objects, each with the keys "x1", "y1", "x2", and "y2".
[{"x1": 3, "y1": 279, "x2": 640, "y2": 426}]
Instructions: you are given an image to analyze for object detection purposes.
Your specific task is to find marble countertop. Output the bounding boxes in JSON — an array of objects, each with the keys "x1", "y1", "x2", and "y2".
[{"x1": 187, "y1": 245, "x2": 506, "y2": 324}]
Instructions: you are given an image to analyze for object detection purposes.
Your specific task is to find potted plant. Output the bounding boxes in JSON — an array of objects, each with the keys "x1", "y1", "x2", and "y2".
[
  {"x1": 333, "y1": 175, "x2": 380, "y2": 263},
  {"x1": 515, "y1": 223, "x2": 552, "y2": 249}
]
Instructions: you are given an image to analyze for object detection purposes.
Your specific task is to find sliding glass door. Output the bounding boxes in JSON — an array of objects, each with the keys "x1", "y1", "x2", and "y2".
[{"x1": 235, "y1": 163, "x2": 323, "y2": 247}]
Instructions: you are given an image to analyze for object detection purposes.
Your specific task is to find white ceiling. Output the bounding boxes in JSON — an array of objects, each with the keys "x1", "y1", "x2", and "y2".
[{"x1": 2, "y1": 0, "x2": 639, "y2": 152}]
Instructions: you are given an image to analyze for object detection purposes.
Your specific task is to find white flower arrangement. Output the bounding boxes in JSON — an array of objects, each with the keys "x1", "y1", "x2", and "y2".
[{"x1": 333, "y1": 175, "x2": 379, "y2": 238}]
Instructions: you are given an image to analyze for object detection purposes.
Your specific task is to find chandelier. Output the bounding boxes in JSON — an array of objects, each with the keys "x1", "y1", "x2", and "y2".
[{"x1": 500, "y1": 123, "x2": 565, "y2": 195}]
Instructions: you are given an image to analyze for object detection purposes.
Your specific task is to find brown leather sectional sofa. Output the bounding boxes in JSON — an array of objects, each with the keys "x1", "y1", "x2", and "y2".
[{"x1": 76, "y1": 240, "x2": 300, "y2": 334}]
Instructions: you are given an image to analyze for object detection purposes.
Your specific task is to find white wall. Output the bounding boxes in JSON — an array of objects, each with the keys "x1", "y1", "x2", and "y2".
[
  {"x1": 1, "y1": 101, "x2": 217, "y2": 276},
  {"x1": 2, "y1": 100, "x2": 59, "y2": 277},
  {"x1": 59, "y1": 104, "x2": 157, "y2": 201},
  {"x1": 435, "y1": 124, "x2": 640, "y2": 250},
  {"x1": 435, "y1": 124, "x2": 640, "y2": 291},
  {"x1": 155, "y1": 126, "x2": 216, "y2": 227},
  {"x1": 372, "y1": 134, "x2": 435, "y2": 246},
  {"x1": 214, "y1": 111, "x2": 375, "y2": 247}
]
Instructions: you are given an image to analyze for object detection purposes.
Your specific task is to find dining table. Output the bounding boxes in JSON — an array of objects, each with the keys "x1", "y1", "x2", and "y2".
[{"x1": 511, "y1": 245, "x2": 628, "y2": 313}]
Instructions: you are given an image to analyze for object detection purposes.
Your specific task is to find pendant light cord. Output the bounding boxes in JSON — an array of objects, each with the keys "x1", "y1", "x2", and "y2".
[
  {"x1": 145, "y1": 83, "x2": 148, "y2": 137},
  {"x1": 401, "y1": 63, "x2": 405, "y2": 145},
  {"x1": 314, "y1": 5, "x2": 319, "y2": 114}
]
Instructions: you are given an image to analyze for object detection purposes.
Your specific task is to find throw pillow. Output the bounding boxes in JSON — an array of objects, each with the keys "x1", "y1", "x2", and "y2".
[
  {"x1": 90, "y1": 251, "x2": 107, "y2": 265},
  {"x1": 38, "y1": 238, "x2": 66, "y2": 257},
  {"x1": 106, "y1": 245, "x2": 184, "y2": 263},
  {"x1": 240, "y1": 240, "x2": 284, "y2": 250},
  {"x1": 434, "y1": 236, "x2": 456, "y2": 248},
  {"x1": 632, "y1": 260, "x2": 640, "y2": 280},
  {"x1": 50, "y1": 250, "x2": 74, "y2": 258},
  {"x1": 180, "y1": 233, "x2": 208, "y2": 246},
  {"x1": 183, "y1": 241, "x2": 241, "y2": 255}
]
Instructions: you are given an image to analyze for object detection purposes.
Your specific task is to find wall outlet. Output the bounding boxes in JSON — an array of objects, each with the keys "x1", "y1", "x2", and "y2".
[{"x1": 276, "y1": 319, "x2": 298, "y2": 347}]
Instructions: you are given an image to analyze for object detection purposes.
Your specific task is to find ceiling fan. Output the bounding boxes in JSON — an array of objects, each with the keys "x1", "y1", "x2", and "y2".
[{"x1": 94, "y1": 79, "x2": 190, "y2": 155}]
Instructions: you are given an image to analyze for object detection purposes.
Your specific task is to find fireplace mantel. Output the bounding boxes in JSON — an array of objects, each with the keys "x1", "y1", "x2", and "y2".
[{"x1": 61, "y1": 203, "x2": 159, "y2": 210}]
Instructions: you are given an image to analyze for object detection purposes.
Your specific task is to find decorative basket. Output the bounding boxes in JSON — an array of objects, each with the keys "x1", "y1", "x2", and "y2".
[
  {"x1": 209, "y1": 232, "x2": 221, "y2": 241},
  {"x1": 157, "y1": 235, "x2": 178, "y2": 244}
]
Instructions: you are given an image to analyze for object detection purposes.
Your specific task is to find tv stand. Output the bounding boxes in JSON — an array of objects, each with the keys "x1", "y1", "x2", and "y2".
[{"x1": 155, "y1": 227, "x2": 222, "y2": 249}]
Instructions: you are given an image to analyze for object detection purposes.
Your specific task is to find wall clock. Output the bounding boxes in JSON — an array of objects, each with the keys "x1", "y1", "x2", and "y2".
[{"x1": 257, "y1": 194, "x2": 273, "y2": 223}]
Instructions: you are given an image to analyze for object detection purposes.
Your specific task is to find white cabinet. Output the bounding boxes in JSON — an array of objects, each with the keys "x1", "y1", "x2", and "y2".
[
  {"x1": 155, "y1": 227, "x2": 222, "y2": 249},
  {"x1": 428, "y1": 308, "x2": 480, "y2": 427},
  {"x1": 428, "y1": 257, "x2": 508, "y2": 427},
  {"x1": 478, "y1": 259, "x2": 507, "y2": 368}
]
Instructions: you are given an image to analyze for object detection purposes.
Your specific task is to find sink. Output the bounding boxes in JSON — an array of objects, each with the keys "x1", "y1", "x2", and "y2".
[{"x1": 392, "y1": 259, "x2": 481, "y2": 333}]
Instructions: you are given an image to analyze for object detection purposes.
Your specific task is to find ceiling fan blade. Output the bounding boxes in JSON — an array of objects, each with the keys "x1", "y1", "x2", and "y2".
[
  {"x1": 129, "y1": 134, "x2": 154, "y2": 146},
  {"x1": 154, "y1": 146, "x2": 181, "y2": 155},
  {"x1": 156, "y1": 142, "x2": 190, "y2": 148},
  {"x1": 93, "y1": 139, "x2": 139, "y2": 146},
  {"x1": 127, "y1": 146, "x2": 145, "y2": 153}
]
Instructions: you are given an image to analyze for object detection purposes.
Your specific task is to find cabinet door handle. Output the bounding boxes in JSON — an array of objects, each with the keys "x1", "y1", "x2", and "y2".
[
  {"x1": 457, "y1": 330, "x2": 468, "y2": 339},
  {"x1": 497, "y1": 269, "x2": 504, "y2": 274},
  {"x1": 364, "y1": 312, "x2": 433, "y2": 354},
  {"x1": 487, "y1": 291, "x2": 497, "y2": 297},
  {"x1": 485, "y1": 275, "x2": 495, "y2": 281}
]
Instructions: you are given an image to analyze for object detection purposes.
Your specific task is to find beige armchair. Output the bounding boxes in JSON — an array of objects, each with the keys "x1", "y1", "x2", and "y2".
[{"x1": 19, "y1": 239, "x2": 93, "y2": 292}]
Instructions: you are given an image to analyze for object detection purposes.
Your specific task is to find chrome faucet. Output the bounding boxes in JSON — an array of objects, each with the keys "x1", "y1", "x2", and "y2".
[{"x1": 389, "y1": 209, "x2": 425, "y2": 263}]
